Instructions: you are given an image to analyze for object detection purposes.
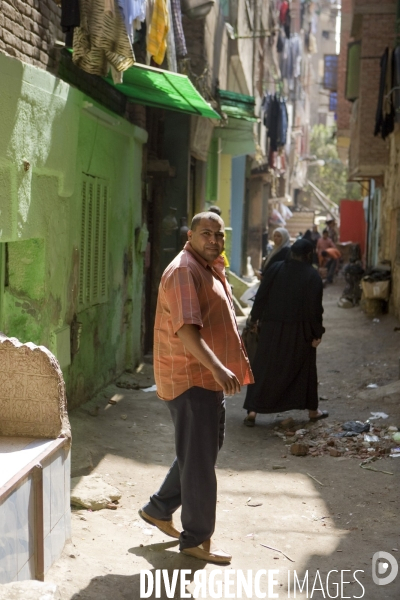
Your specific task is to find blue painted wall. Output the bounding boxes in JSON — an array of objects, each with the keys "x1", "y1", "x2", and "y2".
[{"x1": 230, "y1": 156, "x2": 246, "y2": 275}]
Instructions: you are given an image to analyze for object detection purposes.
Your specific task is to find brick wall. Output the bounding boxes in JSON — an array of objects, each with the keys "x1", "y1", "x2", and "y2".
[
  {"x1": 0, "y1": 0, "x2": 63, "y2": 73},
  {"x1": 349, "y1": 9, "x2": 395, "y2": 178},
  {"x1": 182, "y1": 16, "x2": 206, "y2": 79},
  {"x1": 358, "y1": 13, "x2": 394, "y2": 171}
]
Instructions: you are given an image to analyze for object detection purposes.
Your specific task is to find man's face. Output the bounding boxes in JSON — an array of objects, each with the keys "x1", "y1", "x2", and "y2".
[
  {"x1": 188, "y1": 218, "x2": 225, "y2": 264},
  {"x1": 323, "y1": 231, "x2": 329, "y2": 239}
]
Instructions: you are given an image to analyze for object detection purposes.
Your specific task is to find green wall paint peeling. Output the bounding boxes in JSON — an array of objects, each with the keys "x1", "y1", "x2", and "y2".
[
  {"x1": 0, "y1": 51, "x2": 148, "y2": 408},
  {"x1": 8, "y1": 238, "x2": 46, "y2": 300}
]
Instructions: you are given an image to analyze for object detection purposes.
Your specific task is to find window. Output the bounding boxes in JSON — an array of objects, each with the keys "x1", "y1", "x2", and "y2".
[
  {"x1": 323, "y1": 54, "x2": 338, "y2": 92},
  {"x1": 345, "y1": 42, "x2": 361, "y2": 102},
  {"x1": 79, "y1": 175, "x2": 109, "y2": 307}
]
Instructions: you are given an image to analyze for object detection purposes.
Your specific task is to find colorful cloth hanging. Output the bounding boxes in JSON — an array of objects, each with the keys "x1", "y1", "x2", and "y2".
[
  {"x1": 147, "y1": 0, "x2": 169, "y2": 65},
  {"x1": 73, "y1": 0, "x2": 135, "y2": 77},
  {"x1": 117, "y1": 0, "x2": 147, "y2": 42},
  {"x1": 170, "y1": 0, "x2": 187, "y2": 58}
]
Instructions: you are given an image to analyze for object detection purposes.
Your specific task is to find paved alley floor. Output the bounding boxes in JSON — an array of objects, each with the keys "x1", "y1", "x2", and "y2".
[{"x1": 47, "y1": 282, "x2": 400, "y2": 599}]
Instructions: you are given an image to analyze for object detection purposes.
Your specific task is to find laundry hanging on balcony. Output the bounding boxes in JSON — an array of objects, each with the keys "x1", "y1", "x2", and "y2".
[
  {"x1": 262, "y1": 93, "x2": 288, "y2": 152},
  {"x1": 147, "y1": 0, "x2": 169, "y2": 65},
  {"x1": 72, "y1": 0, "x2": 135, "y2": 78},
  {"x1": 279, "y1": 34, "x2": 303, "y2": 93},
  {"x1": 117, "y1": 0, "x2": 147, "y2": 42},
  {"x1": 170, "y1": 0, "x2": 187, "y2": 58},
  {"x1": 60, "y1": 0, "x2": 80, "y2": 48}
]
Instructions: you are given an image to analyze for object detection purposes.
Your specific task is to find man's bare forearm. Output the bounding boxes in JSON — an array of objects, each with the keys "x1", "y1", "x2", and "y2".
[
  {"x1": 176, "y1": 324, "x2": 223, "y2": 374},
  {"x1": 176, "y1": 324, "x2": 240, "y2": 394}
]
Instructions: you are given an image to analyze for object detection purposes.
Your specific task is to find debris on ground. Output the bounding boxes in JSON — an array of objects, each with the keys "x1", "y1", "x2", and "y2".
[
  {"x1": 306, "y1": 473, "x2": 324, "y2": 486},
  {"x1": 342, "y1": 421, "x2": 370, "y2": 433},
  {"x1": 281, "y1": 417, "x2": 295, "y2": 430},
  {"x1": 290, "y1": 442, "x2": 309, "y2": 456},
  {"x1": 359, "y1": 462, "x2": 393, "y2": 475},
  {"x1": 260, "y1": 543, "x2": 295, "y2": 562},
  {"x1": 246, "y1": 498, "x2": 263, "y2": 507},
  {"x1": 370, "y1": 411, "x2": 389, "y2": 420},
  {"x1": 276, "y1": 419, "x2": 399, "y2": 461},
  {"x1": 71, "y1": 475, "x2": 122, "y2": 510}
]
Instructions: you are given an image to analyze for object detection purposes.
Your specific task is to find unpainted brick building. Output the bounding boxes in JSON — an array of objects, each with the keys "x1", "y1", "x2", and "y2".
[{"x1": 0, "y1": 0, "x2": 63, "y2": 72}]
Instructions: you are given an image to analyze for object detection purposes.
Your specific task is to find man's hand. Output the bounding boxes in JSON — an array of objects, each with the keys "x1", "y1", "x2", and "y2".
[
  {"x1": 211, "y1": 366, "x2": 241, "y2": 396},
  {"x1": 312, "y1": 339, "x2": 321, "y2": 348}
]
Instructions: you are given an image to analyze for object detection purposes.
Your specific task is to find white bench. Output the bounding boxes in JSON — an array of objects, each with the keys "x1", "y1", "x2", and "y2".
[{"x1": 0, "y1": 336, "x2": 71, "y2": 583}]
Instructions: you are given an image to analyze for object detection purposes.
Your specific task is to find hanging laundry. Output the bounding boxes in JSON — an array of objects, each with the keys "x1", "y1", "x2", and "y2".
[
  {"x1": 147, "y1": 0, "x2": 169, "y2": 65},
  {"x1": 374, "y1": 47, "x2": 395, "y2": 140},
  {"x1": 117, "y1": 0, "x2": 147, "y2": 43},
  {"x1": 61, "y1": 0, "x2": 80, "y2": 48},
  {"x1": 279, "y1": 1, "x2": 290, "y2": 39},
  {"x1": 262, "y1": 93, "x2": 288, "y2": 153},
  {"x1": 279, "y1": 33, "x2": 302, "y2": 93},
  {"x1": 166, "y1": 0, "x2": 178, "y2": 71},
  {"x1": 170, "y1": 0, "x2": 187, "y2": 58},
  {"x1": 73, "y1": 0, "x2": 135, "y2": 77}
]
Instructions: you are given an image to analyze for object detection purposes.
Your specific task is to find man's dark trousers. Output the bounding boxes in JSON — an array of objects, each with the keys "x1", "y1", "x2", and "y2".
[
  {"x1": 326, "y1": 258, "x2": 337, "y2": 283},
  {"x1": 142, "y1": 386, "x2": 225, "y2": 550}
]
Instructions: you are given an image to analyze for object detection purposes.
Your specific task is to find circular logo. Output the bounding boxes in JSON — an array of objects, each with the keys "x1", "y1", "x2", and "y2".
[{"x1": 372, "y1": 551, "x2": 399, "y2": 586}]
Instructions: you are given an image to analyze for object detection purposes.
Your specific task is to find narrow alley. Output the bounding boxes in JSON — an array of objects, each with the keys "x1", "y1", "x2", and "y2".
[{"x1": 46, "y1": 283, "x2": 400, "y2": 600}]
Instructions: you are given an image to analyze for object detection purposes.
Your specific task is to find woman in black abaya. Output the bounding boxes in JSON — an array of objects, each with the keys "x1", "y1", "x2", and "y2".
[{"x1": 243, "y1": 239, "x2": 328, "y2": 426}]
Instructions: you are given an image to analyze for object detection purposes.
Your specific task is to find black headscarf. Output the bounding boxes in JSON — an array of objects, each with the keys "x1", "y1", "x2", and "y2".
[{"x1": 291, "y1": 239, "x2": 314, "y2": 258}]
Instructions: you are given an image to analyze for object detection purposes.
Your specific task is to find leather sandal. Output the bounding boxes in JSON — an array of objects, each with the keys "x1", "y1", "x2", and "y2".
[
  {"x1": 181, "y1": 539, "x2": 232, "y2": 564},
  {"x1": 138, "y1": 509, "x2": 181, "y2": 539},
  {"x1": 243, "y1": 415, "x2": 256, "y2": 427},
  {"x1": 309, "y1": 410, "x2": 329, "y2": 422}
]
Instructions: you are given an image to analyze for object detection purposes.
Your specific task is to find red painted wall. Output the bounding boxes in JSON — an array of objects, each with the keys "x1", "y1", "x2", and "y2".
[{"x1": 340, "y1": 200, "x2": 366, "y2": 254}]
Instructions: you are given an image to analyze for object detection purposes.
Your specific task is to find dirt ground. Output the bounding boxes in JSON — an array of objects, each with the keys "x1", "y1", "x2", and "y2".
[{"x1": 47, "y1": 281, "x2": 400, "y2": 599}]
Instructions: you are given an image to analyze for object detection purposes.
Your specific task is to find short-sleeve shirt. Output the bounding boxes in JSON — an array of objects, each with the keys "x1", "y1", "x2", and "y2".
[
  {"x1": 154, "y1": 242, "x2": 254, "y2": 400},
  {"x1": 316, "y1": 237, "x2": 336, "y2": 254}
]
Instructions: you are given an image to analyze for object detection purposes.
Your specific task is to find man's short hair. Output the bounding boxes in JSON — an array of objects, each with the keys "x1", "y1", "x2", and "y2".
[
  {"x1": 208, "y1": 205, "x2": 222, "y2": 216},
  {"x1": 322, "y1": 228, "x2": 329, "y2": 234},
  {"x1": 191, "y1": 212, "x2": 224, "y2": 230}
]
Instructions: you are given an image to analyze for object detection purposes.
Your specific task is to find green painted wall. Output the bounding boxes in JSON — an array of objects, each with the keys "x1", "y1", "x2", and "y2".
[{"x1": 0, "y1": 51, "x2": 147, "y2": 408}]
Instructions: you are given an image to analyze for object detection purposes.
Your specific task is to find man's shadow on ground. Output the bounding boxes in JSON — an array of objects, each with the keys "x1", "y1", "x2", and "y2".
[{"x1": 71, "y1": 541, "x2": 208, "y2": 600}]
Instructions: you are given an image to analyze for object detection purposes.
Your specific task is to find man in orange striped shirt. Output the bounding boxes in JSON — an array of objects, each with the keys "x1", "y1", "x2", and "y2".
[{"x1": 140, "y1": 212, "x2": 253, "y2": 564}]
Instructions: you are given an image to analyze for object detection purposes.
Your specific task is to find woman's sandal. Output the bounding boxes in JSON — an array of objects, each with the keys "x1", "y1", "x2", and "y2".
[
  {"x1": 243, "y1": 415, "x2": 256, "y2": 427},
  {"x1": 309, "y1": 410, "x2": 329, "y2": 422}
]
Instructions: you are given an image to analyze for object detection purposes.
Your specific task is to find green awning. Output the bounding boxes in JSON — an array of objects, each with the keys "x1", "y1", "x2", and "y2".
[
  {"x1": 106, "y1": 64, "x2": 220, "y2": 119},
  {"x1": 213, "y1": 90, "x2": 257, "y2": 155},
  {"x1": 219, "y1": 89, "x2": 258, "y2": 122},
  {"x1": 214, "y1": 117, "x2": 256, "y2": 155}
]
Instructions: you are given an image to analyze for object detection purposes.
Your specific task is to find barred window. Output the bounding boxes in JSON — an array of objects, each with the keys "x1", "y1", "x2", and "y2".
[{"x1": 79, "y1": 175, "x2": 109, "y2": 307}]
